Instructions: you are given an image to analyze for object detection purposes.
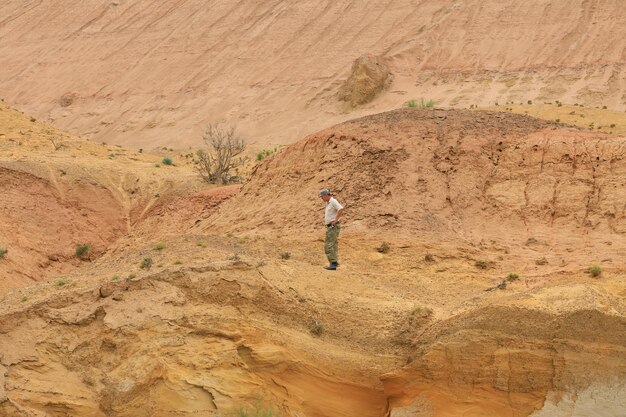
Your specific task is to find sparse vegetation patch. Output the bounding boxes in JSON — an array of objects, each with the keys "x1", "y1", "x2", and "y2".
[
  {"x1": 409, "y1": 305, "x2": 433, "y2": 319},
  {"x1": 140, "y1": 257, "x2": 153, "y2": 270},
  {"x1": 309, "y1": 317, "x2": 324, "y2": 336},
  {"x1": 587, "y1": 265, "x2": 602, "y2": 277},
  {"x1": 475, "y1": 260, "x2": 493, "y2": 269},
  {"x1": 256, "y1": 148, "x2": 276, "y2": 161},
  {"x1": 407, "y1": 98, "x2": 434, "y2": 108},
  {"x1": 0, "y1": 247, "x2": 7, "y2": 258},
  {"x1": 75, "y1": 244, "x2": 90, "y2": 260},
  {"x1": 485, "y1": 281, "x2": 507, "y2": 291},
  {"x1": 506, "y1": 273, "x2": 519, "y2": 282}
]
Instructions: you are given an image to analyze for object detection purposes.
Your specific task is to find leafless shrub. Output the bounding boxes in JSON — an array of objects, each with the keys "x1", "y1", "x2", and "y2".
[
  {"x1": 48, "y1": 137, "x2": 64, "y2": 151},
  {"x1": 194, "y1": 123, "x2": 247, "y2": 184}
]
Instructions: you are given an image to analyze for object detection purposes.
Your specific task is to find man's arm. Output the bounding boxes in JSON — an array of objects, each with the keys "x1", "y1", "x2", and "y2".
[{"x1": 332, "y1": 207, "x2": 344, "y2": 225}]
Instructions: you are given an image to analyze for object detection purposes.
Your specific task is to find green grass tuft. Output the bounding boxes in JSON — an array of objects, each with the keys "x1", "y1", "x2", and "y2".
[
  {"x1": 407, "y1": 98, "x2": 434, "y2": 108},
  {"x1": 75, "y1": 244, "x2": 90, "y2": 260},
  {"x1": 506, "y1": 273, "x2": 519, "y2": 282},
  {"x1": 588, "y1": 265, "x2": 602, "y2": 277}
]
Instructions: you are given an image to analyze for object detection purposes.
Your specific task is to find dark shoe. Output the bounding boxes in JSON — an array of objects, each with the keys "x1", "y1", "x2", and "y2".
[{"x1": 324, "y1": 262, "x2": 338, "y2": 270}]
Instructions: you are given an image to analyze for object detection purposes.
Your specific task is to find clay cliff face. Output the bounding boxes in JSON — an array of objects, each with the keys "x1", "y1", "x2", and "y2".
[
  {"x1": 208, "y1": 108, "x2": 626, "y2": 249},
  {"x1": 0, "y1": 0, "x2": 625, "y2": 148}
]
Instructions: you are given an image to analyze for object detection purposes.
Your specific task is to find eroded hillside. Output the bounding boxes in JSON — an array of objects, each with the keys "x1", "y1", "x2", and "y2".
[
  {"x1": 0, "y1": 0, "x2": 624, "y2": 148},
  {"x1": 1, "y1": 109, "x2": 624, "y2": 417},
  {"x1": 0, "y1": 102, "x2": 209, "y2": 291},
  {"x1": 209, "y1": 108, "x2": 626, "y2": 249}
]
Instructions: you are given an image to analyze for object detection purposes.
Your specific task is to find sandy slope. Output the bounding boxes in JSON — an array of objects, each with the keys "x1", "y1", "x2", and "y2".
[{"x1": 0, "y1": 0, "x2": 625, "y2": 148}]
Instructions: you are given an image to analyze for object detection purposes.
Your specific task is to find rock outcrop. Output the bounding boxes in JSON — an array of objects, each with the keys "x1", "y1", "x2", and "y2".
[{"x1": 338, "y1": 54, "x2": 392, "y2": 107}]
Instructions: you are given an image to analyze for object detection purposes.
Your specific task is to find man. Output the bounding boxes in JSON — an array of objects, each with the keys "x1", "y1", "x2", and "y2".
[{"x1": 319, "y1": 188, "x2": 344, "y2": 270}]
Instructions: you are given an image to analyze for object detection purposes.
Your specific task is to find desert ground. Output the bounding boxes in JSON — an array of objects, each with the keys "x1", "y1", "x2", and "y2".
[{"x1": 1, "y1": 1, "x2": 625, "y2": 417}]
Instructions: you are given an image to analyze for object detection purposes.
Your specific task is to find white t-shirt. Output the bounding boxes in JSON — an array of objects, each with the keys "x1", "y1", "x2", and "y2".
[{"x1": 325, "y1": 197, "x2": 343, "y2": 225}]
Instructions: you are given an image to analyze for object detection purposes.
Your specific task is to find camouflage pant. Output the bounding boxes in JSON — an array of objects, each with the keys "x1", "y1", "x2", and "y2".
[{"x1": 324, "y1": 223, "x2": 340, "y2": 263}]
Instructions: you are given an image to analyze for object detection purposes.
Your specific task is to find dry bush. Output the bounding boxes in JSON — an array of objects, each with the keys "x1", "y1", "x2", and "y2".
[
  {"x1": 140, "y1": 257, "x2": 153, "y2": 270},
  {"x1": 309, "y1": 317, "x2": 324, "y2": 336},
  {"x1": 506, "y1": 273, "x2": 519, "y2": 282},
  {"x1": 48, "y1": 137, "x2": 64, "y2": 151},
  {"x1": 475, "y1": 260, "x2": 494, "y2": 269},
  {"x1": 195, "y1": 123, "x2": 247, "y2": 184}
]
